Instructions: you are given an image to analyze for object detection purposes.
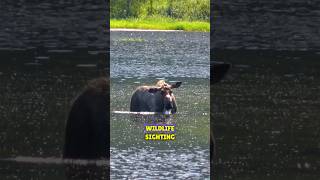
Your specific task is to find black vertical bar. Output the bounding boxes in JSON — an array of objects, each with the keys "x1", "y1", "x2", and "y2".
[
  {"x1": 105, "y1": 0, "x2": 111, "y2": 176},
  {"x1": 210, "y1": 0, "x2": 215, "y2": 178}
]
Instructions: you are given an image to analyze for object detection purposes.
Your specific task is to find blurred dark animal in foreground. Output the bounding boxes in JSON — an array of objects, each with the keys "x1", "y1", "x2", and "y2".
[
  {"x1": 211, "y1": 62, "x2": 231, "y2": 176},
  {"x1": 63, "y1": 77, "x2": 109, "y2": 159},
  {"x1": 212, "y1": 62, "x2": 231, "y2": 84}
]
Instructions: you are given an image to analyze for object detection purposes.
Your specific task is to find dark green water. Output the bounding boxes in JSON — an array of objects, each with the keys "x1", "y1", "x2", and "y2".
[
  {"x1": 110, "y1": 31, "x2": 210, "y2": 179},
  {"x1": 0, "y1": 50, "x2": 107, "y2": 179},
  {"x1": 213, "y1": 50, "x2": 320, "y2": 179},
  {"x1": 111, "y1": 78, "x2": 210, "y2": 179}
]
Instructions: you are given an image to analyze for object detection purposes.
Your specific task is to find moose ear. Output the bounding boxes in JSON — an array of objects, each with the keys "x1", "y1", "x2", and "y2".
[
  {"x1": 148, "y1": 87, "x2": 161, "y2": 93},
  {"x1": 171, "y1": 81, "x2": 182, "y2": 88}
]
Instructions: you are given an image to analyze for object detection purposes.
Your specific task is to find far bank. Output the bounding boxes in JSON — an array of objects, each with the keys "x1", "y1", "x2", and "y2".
[{"x1": 110, "y1": 18, "x2": 210, "y2": 32}]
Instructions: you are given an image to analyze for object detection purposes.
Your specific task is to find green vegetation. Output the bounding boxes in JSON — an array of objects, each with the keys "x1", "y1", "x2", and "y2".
[
  {"x1": 110, "y1": 0, "x2": 210, "y2": 32},
  {"x1": 118, "y1": 37, "x2": 146, "y2": 42},
  {"x1": 111, "y1": 18, "x2": 209, "y2": 32}
]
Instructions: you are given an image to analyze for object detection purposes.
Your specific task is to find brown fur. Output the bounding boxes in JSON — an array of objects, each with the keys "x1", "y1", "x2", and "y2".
[
  {"x1": 136, "y1": 80, "x2": 169, "y2": 91},
  {"x1": 156, "y1": 80, "x2": 168, "y2": 87},
  {"x1": 86, "y1": 77, "x2": 109, "y2": 95},
  {"x1": 63, "y1": 76, "x2": 109, "y2": 159},
  {"x1": 130, "y1": 80, "x2": 181, "y2": 113}
]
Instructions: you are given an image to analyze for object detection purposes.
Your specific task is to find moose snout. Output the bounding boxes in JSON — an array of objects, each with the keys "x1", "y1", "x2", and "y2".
[
  {"x1": 165, "y1": 94, "x2": 172, "y2": 101},
  {"x1": 164, "y1": 94, "x2": 173, "y2": 109},
  {"x1": 165, "y1": 102, "x2": 173, "y2": 110}
]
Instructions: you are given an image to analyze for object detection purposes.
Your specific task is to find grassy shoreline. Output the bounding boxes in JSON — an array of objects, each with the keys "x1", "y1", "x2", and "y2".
[{"x1": 110, "y1": 18, "x2": 210, "y2": 32}]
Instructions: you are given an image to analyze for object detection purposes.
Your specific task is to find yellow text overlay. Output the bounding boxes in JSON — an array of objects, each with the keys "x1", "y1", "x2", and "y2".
[{"x1": 145, "y1": 134, "x2": 175, "y2": 141}]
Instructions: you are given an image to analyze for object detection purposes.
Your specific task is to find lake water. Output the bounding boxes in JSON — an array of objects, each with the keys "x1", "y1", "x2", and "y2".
[
  {"x1": 0, "y1": 1, "x2": 109, "y2": 179},
  {"x1": 110, "y1": 31, "x2": 210, "y2": 179},
  {"x1": 212, "y1": 50, "x2": 320, "y2": 179},
  {"x1": 0, "y1": 51, "x2": 108, "y2": 179},
  {"x1": 1, "y1": 0, "x2": 320, "y2": 179},
  {"x1": 212, "y1": 0, "x2": 320, "y2": 50},
  {"x1": 212, "y1": 0, "x2": 320, "y2": 179}
]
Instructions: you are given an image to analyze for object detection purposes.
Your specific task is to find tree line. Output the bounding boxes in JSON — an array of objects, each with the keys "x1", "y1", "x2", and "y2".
[{"x1": 110, "y1": 0, "x2": 210, "y2": 21}]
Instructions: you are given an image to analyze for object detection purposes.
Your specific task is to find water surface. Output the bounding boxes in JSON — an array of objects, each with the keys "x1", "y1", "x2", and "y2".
[
  {"x1": 110, "y1": 31, "x2": 210, "y2": 179},
  {"x1": 213, "y1": 50, "x2": 320, "y2": 179}
]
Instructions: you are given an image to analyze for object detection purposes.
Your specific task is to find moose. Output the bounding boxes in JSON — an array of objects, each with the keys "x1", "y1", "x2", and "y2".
[
  {"x1": 211, "y1": 62, "x2": 231, "y2": 174},
  {"x1": 63, "y1": 77, "x2": 109, "y2": 159},
  {"x1": 62, "y1": 62, "x2": 230, "y2": 162},
  {"x1": 130, "y1": 80, "x2": 182, "y2": 114}
]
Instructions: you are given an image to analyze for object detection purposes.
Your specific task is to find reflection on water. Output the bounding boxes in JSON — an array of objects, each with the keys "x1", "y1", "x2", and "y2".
[{"x1": 213, "y1": 50, "x2": 320, "y2": 179}]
